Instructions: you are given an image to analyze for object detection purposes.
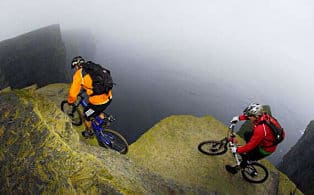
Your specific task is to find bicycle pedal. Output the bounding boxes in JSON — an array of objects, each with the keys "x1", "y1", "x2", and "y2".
[{"x1": 107, "y1": 115, "x2": 115, "y2": 122}]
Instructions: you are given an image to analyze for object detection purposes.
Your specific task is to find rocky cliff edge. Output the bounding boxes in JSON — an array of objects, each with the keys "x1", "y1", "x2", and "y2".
[{"x1": 0, "y1": 84, "x2": 302, "y2": 194}]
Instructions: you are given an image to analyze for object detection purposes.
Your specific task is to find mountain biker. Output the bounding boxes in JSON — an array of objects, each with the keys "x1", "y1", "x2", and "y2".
[
  {"x1": 225, "y1": 103, "x2": 278, "y2": 174},
  {"x1": 67, "y1": 56, "x2": 112, "y2": 138}
]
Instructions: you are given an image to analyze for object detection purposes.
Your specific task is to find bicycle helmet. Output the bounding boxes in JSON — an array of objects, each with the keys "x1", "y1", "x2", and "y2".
[
  {"x1": 71, "y1": 56, "x2": 85, "y2": 69},
  {"x1": 243, "y1": 103, "x2": 263, "y2": 117}
]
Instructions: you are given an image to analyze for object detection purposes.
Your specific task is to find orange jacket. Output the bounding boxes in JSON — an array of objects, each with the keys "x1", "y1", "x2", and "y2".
[{"x1": 68, "y1": 68, "x2": 112, "y2": 105}]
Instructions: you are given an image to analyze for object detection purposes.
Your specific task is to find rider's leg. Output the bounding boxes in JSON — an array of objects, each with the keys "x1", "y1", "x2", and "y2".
[
  {"x1": 99, "y1": 112, "x2": 105, "y2": 119},
  {"x1": 226, "y1": 148, "x2": 262, "y2": 174},
  {"x1": 82, "y1": 100, "x2": 112, "y2": 137},
  {"x1": 82, "y1": 104, "x2": 97, "y2": 138},
  {"x1": 82, "y1": 119, "x2": 94, "y2": 138},
  {"x1": 84, "y1": 120, "x2": 92, "y2": 131},
  {"x1": 98, "y1": 100, "x2": 112, "y2": 127},
  {"x1": 240, "y1": 147, "x2": 270, "y2": 168}
]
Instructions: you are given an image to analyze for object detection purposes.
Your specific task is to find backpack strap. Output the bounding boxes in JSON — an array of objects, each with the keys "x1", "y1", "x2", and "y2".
[
  {"x1": 79, "y1": 67, "x2": 93, "y2": 92},
  {"x1": 259, "y1": 120, "x2": 277, "y2": 148}
]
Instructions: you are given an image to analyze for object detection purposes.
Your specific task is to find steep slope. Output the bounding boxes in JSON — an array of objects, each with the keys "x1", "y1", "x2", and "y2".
[
  {"x1": 278, "y1": 121, "x2": 314, "y2": 195},
  {"x1": 0, "y1": 84, "x2": 302, "y2": 194},
  {"x1": 0, "y1": 87, "x2": 194, "y2": 194},
  {"x1": 0, "y1": 24, "x2": 67, "y2": 89}
]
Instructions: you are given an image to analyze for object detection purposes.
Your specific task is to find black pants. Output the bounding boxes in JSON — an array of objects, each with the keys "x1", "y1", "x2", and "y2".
[{"x1": 84, "y1": 100, "x2": 112, "y2": 121}]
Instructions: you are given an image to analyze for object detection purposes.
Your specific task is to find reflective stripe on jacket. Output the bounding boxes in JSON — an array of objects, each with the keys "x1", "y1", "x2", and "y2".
[
  {"x1": 67, "y1": 68, "x2": 112, "y2": 105},
  {"x1": 236, "y1": 114, "x2": 276, "y2": 154}
]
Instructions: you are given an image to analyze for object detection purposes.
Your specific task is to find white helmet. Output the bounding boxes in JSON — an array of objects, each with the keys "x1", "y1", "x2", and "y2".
[{"x1": 243, "y1": 103, "x2": 263, "y2": 117}]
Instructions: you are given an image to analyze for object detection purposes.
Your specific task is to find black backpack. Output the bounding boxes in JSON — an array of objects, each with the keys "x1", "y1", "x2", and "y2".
[
  {"x1": 260, "y1": 115, "x2": 285, "y2": 146},
  {"x1": 82, "y1": 61, "x2": 114, "y2": 95}
]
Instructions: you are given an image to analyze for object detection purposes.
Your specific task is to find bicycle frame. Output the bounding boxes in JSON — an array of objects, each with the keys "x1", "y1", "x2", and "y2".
[
  {"x1": 76, "y1": 93, "x2": 113, "y2": 146},
  {"x1": 227, "y1": 123, "x2": 241, "y2": 166},
  {"x1": 198, "y1": 122, "x2": 269, "y2": 183}
]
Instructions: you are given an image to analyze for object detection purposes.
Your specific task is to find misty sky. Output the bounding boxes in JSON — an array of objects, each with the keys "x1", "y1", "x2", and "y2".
[{"x1": 1, "y1": 0, "x2": 314, "y2": 127}]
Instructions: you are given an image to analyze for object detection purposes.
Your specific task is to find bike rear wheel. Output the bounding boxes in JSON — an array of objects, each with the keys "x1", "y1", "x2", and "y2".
[
  {"x1": 198, "y1": 140, "x2": 227, "y2": 155},
  {"x1": 241, "y1": 162, "x2": 269, "y2": 183},
  {"x1": 98, "y1": 129, "x2": 128, "y2": 154},
  {"x1": 61, "y1": 100, "x2": 83, "y2": 126}
]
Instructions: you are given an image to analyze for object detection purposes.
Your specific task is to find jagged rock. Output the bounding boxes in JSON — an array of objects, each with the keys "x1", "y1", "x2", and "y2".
[
  {"x1": 278, "y1": 121, "x2": 314, "y2": 195},
  {"x1": 0, "y1": 85, "x2": 303, "y2": 194}
]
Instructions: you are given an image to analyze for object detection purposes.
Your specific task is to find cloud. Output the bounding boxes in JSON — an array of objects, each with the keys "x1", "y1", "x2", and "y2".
[{"x1": 1, "y1": 0, "x2": 314, "y2": 123}]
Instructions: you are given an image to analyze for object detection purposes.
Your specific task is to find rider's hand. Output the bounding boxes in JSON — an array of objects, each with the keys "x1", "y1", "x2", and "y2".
[
  {"x1": 230, "y1": 116, "x2": 239, "y2": 124},
  {"x1": 231, "y1": 146, "x2": 237, "y2": 153}
]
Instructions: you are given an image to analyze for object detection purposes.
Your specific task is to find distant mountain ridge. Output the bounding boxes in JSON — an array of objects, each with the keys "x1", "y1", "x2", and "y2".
[
  {"x1": 278, "y1": 120, "x2": 314, "y2": 195},
  {"x1": 0, "y1": 24, "x2": 67, "y2": 89}
]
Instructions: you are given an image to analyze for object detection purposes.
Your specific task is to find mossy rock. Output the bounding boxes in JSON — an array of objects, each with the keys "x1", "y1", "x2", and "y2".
[
  {"x1": 0, "y1": 85, "x2": 303, "y2": 194},
  {"x1": 128, "y1": 115, "x2": 302, "y2": 195}
]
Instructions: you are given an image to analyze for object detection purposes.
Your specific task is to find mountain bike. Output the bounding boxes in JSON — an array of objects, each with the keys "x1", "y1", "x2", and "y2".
[
  {"x1": 61, "y1": 93, "x2": 128, "y2": 154},
  {"x1": 198, "y1": 123, "x2": 269, "y2": 183}
]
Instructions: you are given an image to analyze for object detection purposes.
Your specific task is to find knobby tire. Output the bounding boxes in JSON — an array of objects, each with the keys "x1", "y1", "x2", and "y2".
[
  {"x1": 98, "y1": 129, "x2": 128, "y2": 154},
  {"x1": 198, "y1": 140, "x2": 227, "y2": 155},
  {"x1": 241, "y1": 162, "x2": 269, "y2": 183}
]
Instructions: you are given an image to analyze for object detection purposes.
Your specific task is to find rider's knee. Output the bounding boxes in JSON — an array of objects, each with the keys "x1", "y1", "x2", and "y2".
[{"x1": 99, "y1": 112, "x2": 105, "y2": 119}]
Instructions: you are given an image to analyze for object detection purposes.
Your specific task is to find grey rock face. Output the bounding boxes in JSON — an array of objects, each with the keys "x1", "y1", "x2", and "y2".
[
  {"x1": 278, "y1": 120, "x2": 314, "y2": 194},
  {"x1": 0, "y1": 24, "x2": 67, "y2": 89}
]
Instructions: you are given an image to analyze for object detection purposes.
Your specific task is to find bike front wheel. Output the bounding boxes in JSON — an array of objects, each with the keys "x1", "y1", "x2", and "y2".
[
  {"x1": 60, "y1": 100, "x2": 83, "y2": 126},
  {"x1": 198, "y1": 140, "x2": 227, "y2": 155},
  {"x1": 241, "y1": 162, "x2": 269, "y2": 183},
  {"x1": 98, "y1": 129, "x2": 128, "y2": 154}
]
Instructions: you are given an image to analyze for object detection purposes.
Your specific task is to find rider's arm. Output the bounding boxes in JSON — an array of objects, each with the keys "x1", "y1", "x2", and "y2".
[
  {"x1": 237, "y1": 125, "x2": 264, "y2": 154},
  {"x1": 239, "y1": 114, "x2": 248, "y2": 121},
  {"x1": 68, "y1": 69, "x2": 83, "y2": 104}
]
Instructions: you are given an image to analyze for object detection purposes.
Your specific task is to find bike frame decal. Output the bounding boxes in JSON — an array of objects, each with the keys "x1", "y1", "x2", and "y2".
[{"x1": 85, "y1": 108, "x2": 95, "y2": 117}]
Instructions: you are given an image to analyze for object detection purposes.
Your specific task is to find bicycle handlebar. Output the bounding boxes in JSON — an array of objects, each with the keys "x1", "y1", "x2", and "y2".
[{"x1": 229, "y1": 123, "x2": 236, "y2": 130}]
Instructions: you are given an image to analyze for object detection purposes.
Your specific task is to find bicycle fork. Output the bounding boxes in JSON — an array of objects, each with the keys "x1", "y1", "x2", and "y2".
[{"x1": 229, "y1": 142, "x2": 241, "y2": 166}]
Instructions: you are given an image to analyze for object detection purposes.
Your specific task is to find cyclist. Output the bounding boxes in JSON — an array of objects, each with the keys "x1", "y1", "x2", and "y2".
[
  {"x1": 225, "y1": 103, "x2": 278, "y2": 174},
  {"x1": 67, "y1": 56, "x2": 112, "y2": 138}
]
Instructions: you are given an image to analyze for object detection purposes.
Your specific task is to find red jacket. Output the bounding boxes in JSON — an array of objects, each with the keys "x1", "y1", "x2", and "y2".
[{"x1": 236, "y1": 114, "x2": 277, "y2": 154}]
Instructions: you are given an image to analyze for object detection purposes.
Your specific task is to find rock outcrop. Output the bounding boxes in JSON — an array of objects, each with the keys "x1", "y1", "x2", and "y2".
[
  {"x1": 0, "y1": 84, "x2": 302, "y2": 194},
  {"x1": 128, "y1": 114, "x2": 302, "y2": 195},
  {"x1": 278, "y1": 121, "x2": 314, "y2": 195},
  {"x1": 0, "y1": 24, "x2": 67, "y2": 90}
]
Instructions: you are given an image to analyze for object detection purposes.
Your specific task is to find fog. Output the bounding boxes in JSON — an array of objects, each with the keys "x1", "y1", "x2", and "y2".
[{"x1": 1, "y1": 0, "x2": 314, "y2": 163}]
